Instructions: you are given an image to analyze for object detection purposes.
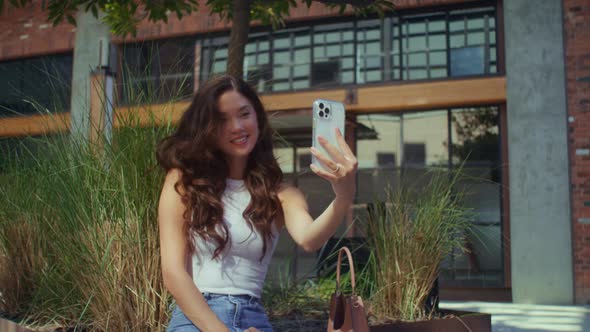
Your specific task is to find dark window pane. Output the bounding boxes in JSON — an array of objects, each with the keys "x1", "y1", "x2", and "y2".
[
  {"x1": 0, "y1": 54, "x2": 72, "y2": 117},
  {"x1": 451, "y1": 107, "x2": 500, "y2": 169},
  {"x1": 311, "y1": 61, "x2": 340, "y2": 86},
  {"x1": 377, "y1": 153, "x2": 396, "y2": 167},
  {"x1": 121, "y1": 38, "x2": 194, "y2": 105}
]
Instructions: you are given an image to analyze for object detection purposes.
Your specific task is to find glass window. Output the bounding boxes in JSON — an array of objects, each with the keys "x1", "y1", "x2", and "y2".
[
  {"x1": 429, "y1": 20, "x2": 446, "y2": 32},
  {"x1": 408, "y1": 53, "x2": 427, "y2": 66},
  {"x1": 443, "y1": 106, "x2": 502, "y2": 287},
  {"x1": 121, "y1": 38, "x2": 194, "y2": 105},
  {"x1": 354, "y1": 107, "x2": 503, "y2": 288},
  {"x1": 199, "y1": 4, "x2": 498, "y2": 90},
  {"x1": 295, "y1": 35, "x2": 310, "y2": 46},
  {"x1": 0, "y1": 54, "x2": 73, "y2": 117},
  {"x1": 451, "y1": 107, "x2": 500, "y2": 167},
  {"x1": 274, "y1": 37, "x2": 291, "y2": 49},
  {"x1": 311, "y1": 22, "x2": 355, "y2": 87},
  {"x1": 429, "y1": 51, "x2": 446, "y2": 66},
  {"x1": 356, "y1": 20, "x2": 383, "y2": 84},
  {"x1": 270, "y1": 106, "x2": 503, "y2": 287},
  {"x1": 356, "y1": 114, "x2": 401, "y2": 202},
  {"x1": 449, "y1": 8, "x2": 497, "y2": 76},
  {"x1": 402, "y1": 110, "x2": 448, "y2": 166},
  {"x1": 274, "y1": 51, "x2": 290, "y2": 64},
  {"x1": 399, "y1": 15, "x2": 448, "y2": 80},
  {"x1": 428, "y1": 34, "x2": 446, "y2": 50},
  {"x1": 243, "y1": 35, "x2": 273, "y2": 92},
  {"x1": 273, "y1": 66, "x2": 290, "y2": 79},
  {"x1": 450, "y1": 46, "x2": 484, "y2": 76}
]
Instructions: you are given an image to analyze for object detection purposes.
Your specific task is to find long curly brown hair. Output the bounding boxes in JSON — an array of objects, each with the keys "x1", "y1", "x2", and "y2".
[{"x1": 156, "y1": 75, "x2": 283, "y2": 260}]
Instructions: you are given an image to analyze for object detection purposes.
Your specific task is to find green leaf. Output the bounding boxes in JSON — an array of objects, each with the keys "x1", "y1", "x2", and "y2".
[{"x1": 66, "y1": 14, "x2": 76, "y2": 26}]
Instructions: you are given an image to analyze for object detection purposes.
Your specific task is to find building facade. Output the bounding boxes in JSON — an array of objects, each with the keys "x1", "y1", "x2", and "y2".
[{"x1": 0, "y1": 0, "x2": 588, "y2": 304}]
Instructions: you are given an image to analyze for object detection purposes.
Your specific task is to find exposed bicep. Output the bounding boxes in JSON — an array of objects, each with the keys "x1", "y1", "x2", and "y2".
[
  {"x1": 279, "y1": 186, "x2": 313, "y2": 245},
  {"x1": 158, "y1": 170, "x2": 189, "y2": 276}
]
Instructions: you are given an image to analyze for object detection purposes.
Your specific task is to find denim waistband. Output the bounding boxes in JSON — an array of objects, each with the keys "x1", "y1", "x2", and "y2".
[{"x1": 202, "y1": 292, "x2": 260, "y2": 305}]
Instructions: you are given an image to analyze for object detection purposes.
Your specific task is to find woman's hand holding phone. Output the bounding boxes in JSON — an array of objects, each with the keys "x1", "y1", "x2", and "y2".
[{"x1": 310, "y1": 128, "x2": 358, "y2": 204}]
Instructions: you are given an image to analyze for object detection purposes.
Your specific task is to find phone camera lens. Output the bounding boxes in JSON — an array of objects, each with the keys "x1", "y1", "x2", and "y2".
[
  {"x1": 319, "y1": 102, "x2": 324, "y2": 109},
  {"x1": 325, "y1": 108, "x2": 330, "y2": 114},
  {"x1": 319, "y1": 110, "x2": 324, "y2": 117}
]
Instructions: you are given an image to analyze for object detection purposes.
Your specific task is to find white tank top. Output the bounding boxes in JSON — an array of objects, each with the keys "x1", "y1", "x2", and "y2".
[{"x1": 191, "y1": 178, "x2": 279, "y2": 298}]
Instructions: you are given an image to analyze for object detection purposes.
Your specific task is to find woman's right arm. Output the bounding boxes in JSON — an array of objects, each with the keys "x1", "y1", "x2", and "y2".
[{"x1": 158, "y1": 169, "x2": 230, "y2": 332}]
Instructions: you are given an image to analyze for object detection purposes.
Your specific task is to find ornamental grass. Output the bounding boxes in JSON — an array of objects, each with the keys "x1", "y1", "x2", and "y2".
[
  {"x1": 364, "y1": 168, "x2": 473, "y2": 323},
  {"x1": 0, "y1": 81, "x2": 177, "y2": 330}
]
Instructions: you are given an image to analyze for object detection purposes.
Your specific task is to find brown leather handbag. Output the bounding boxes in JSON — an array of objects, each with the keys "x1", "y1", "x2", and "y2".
[{"x1": 327, "y1": 246, "x2": 370, "y2": 332}]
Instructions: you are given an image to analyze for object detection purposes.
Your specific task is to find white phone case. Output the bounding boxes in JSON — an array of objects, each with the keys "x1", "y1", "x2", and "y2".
[{"x1": 312, "y1": 99, "x2": 346, "y2": 171}]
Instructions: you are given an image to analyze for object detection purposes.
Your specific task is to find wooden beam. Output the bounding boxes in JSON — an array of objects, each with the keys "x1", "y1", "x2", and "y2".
[
  {"x1": 262, "y1": 88, "x2": 346, "y2": 112},
  {"x1": 0, "y1": 113, "x2": 70, "y2": 137},
  {"x1": 113, "y1": 101, "x2": 190, "y2": 128},
  {"x1": 349, "y1": 76, "x2": 506, "y2": 113},
  {"x1": 264, "y1": 77, "x2": 506, "y2": 113},
  {"x1": 0, "y1": 77, "x2": 506, "y2": 137}
]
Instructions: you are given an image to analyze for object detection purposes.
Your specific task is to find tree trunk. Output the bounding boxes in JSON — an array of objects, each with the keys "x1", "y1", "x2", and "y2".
[{"x1": 227, "y1": 0, "x2": 251, "y2": 78}]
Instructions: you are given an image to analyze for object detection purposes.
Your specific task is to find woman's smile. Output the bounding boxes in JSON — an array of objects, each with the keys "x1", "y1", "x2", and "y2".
[{"x1": 230, "y1": 134, "x2": 249, "y2": 145}]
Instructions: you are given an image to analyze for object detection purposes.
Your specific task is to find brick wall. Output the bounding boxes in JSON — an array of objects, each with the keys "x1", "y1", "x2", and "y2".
[
  {"x1": 564, "y1": 0, "x2": 590, "y2": 304},
  {"x1": 0, "y1": 1, "x2": 75, "y2": 61},
  {"x1": 0, "y1": 0, "x2": 479, "y2": 60}
]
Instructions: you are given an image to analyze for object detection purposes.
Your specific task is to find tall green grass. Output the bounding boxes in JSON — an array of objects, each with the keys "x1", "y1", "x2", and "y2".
[
  {"x1": 363, "y1": 167, "x2": 473, "y2": 323},
  {"x1": 0, "y1": 49, "x2": 187, "y2": 329},
  {"x1": 0, "y1": 113, "x2": 174, "y2": 330}
]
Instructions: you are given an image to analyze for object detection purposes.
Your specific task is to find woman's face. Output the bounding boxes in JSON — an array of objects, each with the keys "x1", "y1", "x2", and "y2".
[{"x1": 215, "y1": 89, "x2": 260, "y2": 163}]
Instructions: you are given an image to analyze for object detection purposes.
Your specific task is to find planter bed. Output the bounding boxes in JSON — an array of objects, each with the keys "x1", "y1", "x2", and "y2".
[{"x1": 370, "y1": 309, "x2": 491, "y2": 332}]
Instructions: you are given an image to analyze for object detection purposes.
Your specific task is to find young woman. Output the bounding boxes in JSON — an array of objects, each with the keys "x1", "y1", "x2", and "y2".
[{"x1": 156, "y1": 75, "x2": 357, "y2": 332}]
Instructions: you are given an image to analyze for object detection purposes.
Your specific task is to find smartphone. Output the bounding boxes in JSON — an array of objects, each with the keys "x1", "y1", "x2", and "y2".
[{"x1": 312, "y1": 99, "x2": 346, "y2": 171}]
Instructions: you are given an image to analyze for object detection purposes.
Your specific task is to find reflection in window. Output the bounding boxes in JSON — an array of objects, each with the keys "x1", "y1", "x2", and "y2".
[
  {"x1": 0, "y1": 54, "x2": 72, "y2": 117},
  {"x1": 313, "y1": 22, "x2": 354, "y2": 86},
  {"x1": 273, "y1": 28, "x2": 311, "y2": 91},
  {"x1": 244, "y1": 33, "x2": 272, "y2": 92},
  {"x1": 357, "y1": 19, "x2": 383, "y2": 83},
  {"x1": 356, "y1": 106, "x2": 503, "y2": 287},
  {"x1": 356, "y1": 114, "x2": 401, "y2": 203},
  {"x1": 199, "y1": 4, "x2": 497, "y2": 91},
  {"x1": 402, "y1": 110, "x2": 449, "y2": 166},
  {"x1": 400, "y1": 15, "x2": 447, "y2": 79},
  {"x1": 451, "y1": 107, "x2": 500, "y2": 168},
  {"x1": 449, "y1": 8, "x2": 497, "y2": 75},
  {"x1": 121, "y1": 38, "x2": 195, "y2": 105}
]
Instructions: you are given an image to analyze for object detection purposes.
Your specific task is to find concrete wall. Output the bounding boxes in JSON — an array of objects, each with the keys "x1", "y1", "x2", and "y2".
[
  {"x1": 69, "y1": 10, "x2": 110, "y2": 138},
  {"x1": 504, "y1": 0, "x2": 573, "y2": 303}
]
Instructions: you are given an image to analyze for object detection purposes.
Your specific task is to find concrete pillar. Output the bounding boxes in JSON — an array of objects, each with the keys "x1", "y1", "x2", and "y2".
[
  {"x1": 504, "y1": 0, "x2": 573, "y2": 303},
  {"x1": 69, "y1": 10, "x2": 111, "y2": 139}
]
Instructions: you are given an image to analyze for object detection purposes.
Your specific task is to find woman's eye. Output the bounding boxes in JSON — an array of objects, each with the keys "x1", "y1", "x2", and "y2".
[{"x1": 240, "y1": 112, "x2": 250, "y2": 118}]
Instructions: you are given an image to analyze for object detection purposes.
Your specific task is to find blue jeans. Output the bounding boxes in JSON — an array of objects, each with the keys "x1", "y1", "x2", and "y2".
[{"x1": 166, "y1": 293, "x2": 273, "y2": 332}]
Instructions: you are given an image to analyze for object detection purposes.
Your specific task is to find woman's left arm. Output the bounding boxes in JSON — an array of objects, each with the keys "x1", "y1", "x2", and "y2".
[{"x1": 279, "y1": 128, "x2": 357, "y2": 252}]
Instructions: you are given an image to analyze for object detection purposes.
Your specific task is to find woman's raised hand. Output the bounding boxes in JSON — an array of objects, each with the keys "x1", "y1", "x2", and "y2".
[{"x1": 310, "y1": 128, "x2": 358, "y2": 204}]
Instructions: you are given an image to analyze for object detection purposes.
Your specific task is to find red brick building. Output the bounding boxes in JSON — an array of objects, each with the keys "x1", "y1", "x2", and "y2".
[
  {"x1": 564, "y1": 0, "x2": 590, "y2": 304},
  {"x1": 1, "y1": 0, "x2": 587, "y2": 304}
]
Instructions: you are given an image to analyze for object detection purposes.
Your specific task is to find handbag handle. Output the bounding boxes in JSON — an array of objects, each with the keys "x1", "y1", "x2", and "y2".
[{"x1": 335, "y1": 246, "x2": 356, "y2": 294}]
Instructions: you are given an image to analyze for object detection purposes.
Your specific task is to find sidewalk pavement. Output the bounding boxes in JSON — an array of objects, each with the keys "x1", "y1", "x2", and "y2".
[{"x1": 440, "y1": 301, "x2": 590, "y2": 332}]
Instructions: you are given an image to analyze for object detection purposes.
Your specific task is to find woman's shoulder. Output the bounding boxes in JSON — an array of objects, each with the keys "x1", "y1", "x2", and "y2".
[{"x1": 163, "y1": 168, "x2": 187, "y2": 195}]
